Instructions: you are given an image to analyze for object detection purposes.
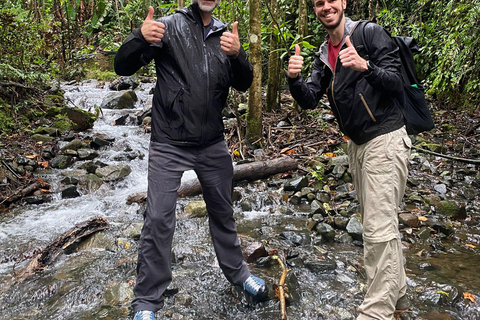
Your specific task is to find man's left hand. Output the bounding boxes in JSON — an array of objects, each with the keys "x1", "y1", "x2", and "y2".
[
  {"x1": 220, "y1": 21, "x2": 240, "y2": 58},
  {"x1": 339, "y1": 36, "x2": 368, "y2": 72}
]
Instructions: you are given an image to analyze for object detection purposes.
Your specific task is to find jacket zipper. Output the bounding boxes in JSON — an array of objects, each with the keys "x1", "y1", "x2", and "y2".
[
  {"x1": 325, "y1": 21, "x2": 363, "y2": 136},
  {"x1": 359, "y1": 93, "x2": 376, "y2": 122}
]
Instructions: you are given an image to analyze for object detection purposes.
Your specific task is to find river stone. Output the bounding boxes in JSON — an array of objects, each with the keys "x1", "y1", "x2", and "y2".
[
  {"x1": 60, "y1": 169, "x2": 88, "y2": 178},
  {"x1": 436, "y1": 200, "x2": 463, "y2": 218},
  {"x1": 96, "y1": 164, "x2": 132, "y2": 181},
  {"x1": 101, "y1": 90, "x2": 138, "y2": 109},
  {"x1": 61, "y1": 107, "x2": 96, "y2": 131},
  {"x1": 284, "y1": 176, "x2": 309, "y2": 192},
  {"x1": 90, "y1": 136, "x2": 113, "y2": 149},
  {"x1": 316, "y1": 223, "x2": 336, "y2": 241},
  {"x1": 35, "y1": 126, "x2": 60, "y2": 136},
  {"x1": 77, "y1": 148, "x2": 99, "y2": 160},
  {"x1": 304, "y1": 259, "x2": 337, "y2": 274},
  {"x1": 124, "y1": 223, "x2": 143, "y2": 240},
  {"x1": 460, "y1": 186, "x2": 476, "y2": 200},
  {"x1": 334, "y1": 215, "x2": 349, "y2": 230},
  {"x1": 334, "y1": 232, "x2": 353, "y2": 244},
  {"x1": 399, "y1": 213, "x2": 419, "y2": 227},
  {"x1": 316, "y1": 191, "x2": 331, "y2": 203},
  {"x1": 327, "y1": 155, "x2": 349, "y2": 168},
  {"x1": 434, "y1": 183, "x2": 447, "y2": 195},
  {"x1": 61, "y1": 185, "x2": 80, "y2": 199},
  {"x1": 109, "y1": 76, "x2": 139, "y2": 91},
  {"x1": 346, "y1": 216, "x2": 363, "y2": 241},
  {"x1": 184, "y1": 200, "x2": 207, "y2": 217},
  {"x1": 103, "y1": 282, "x2": 133, "y2": 306},
  {"x1": 79, "y1": 174, "x2": 104, "y2": 192},
  {"x1": 32, "y1": 134, "x2": 54, "y2": 142},
  {"x1": 242, "y1": 241, "x2": 267, "y2": 263},
  {"x1": 61, "y1": 139, "x2": 83, "y2": 151},
  {"x1": 279, "y1": 231, "x2": 309, "y2": 246},
  {"x1": 50, "y1": 155, "x2": 74, "y2": 169}
]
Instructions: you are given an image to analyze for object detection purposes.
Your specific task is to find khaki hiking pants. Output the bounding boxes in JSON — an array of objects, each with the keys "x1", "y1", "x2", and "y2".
[{"x1": 348, "y1": 126, "x2": 412, "y2": 320}]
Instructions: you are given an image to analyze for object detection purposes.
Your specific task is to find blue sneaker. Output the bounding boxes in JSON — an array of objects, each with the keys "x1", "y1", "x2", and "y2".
[
  {"x1": 133, "y1": 310, "x2": 155, "y2": 320},
  {"x1": 243, "y1": 275, "x2": 268, "y2": 300}
]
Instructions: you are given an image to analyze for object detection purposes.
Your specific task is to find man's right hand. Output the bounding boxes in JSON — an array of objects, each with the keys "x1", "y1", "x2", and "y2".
[
  {"x1": 287, "y1": 45, "x2": 304, "y2": 78},
  {"x1": 141, "y1": 6, "x2": 165, "y2": 44}
]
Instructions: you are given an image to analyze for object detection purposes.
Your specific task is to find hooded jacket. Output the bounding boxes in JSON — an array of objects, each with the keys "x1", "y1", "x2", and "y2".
[
  {"x1": 288, "y1": 18, "x2": 405, "y2": 145},
  {"x1": 115, "y1": 4, "x2": 253, "y2": 146}
]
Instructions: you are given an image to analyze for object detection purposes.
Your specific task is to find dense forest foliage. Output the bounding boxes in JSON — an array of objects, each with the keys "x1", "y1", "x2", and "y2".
[{"x1": 1, "y1": 0, "x2": 479, "y2": 135}]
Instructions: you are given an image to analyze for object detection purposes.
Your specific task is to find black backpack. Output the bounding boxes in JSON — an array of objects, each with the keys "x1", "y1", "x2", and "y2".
[{"x1": 355, "y1": 21, "x2": 434, "y2": 135}]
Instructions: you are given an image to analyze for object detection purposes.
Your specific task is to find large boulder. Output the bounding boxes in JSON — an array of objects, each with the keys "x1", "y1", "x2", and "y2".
[{"x1": 101, "y1": 90, "x2": 138, "y2": 110}]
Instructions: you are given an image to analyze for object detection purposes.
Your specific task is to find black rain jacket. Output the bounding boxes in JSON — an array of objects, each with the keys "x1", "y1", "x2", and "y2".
[
  {"x1": 115, "y1": 4, "x2": 253, "y2": 146},
  {"x1": 288, "y1": 18, "x2": 405, "y2": 145}
]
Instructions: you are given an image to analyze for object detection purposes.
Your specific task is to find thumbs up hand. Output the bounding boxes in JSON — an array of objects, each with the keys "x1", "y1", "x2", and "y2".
[
  {"x1": 220, "y1": 21, "x2": 241, "y2": 57},
  {"x1": 288, "y1": 44, "x2": 304, "y2": 78},
  {"x1": 339, "y1": 36, "x2": 368, "y2": 72},
  {"x1": 141, "y1": 6, "x2": 166, "y2": 44}
]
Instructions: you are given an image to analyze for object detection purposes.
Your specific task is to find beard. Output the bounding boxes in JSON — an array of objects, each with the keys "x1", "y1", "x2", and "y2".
[
  {"x1": 319, "y1": 10, "x2": 344, "y2": 30},
  {"x1": 192, "y1": 0, "x2": 220, "y2": 13}
]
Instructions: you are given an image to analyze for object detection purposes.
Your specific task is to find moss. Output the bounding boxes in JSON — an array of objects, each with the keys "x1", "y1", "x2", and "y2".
[{"x1": 52, "y1": 114, "x2": 73, "y2": 132}]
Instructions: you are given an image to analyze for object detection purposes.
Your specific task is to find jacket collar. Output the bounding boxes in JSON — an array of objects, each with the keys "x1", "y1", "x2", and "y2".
[{"x1": 317, "y1": 18, "x2": 360, "y2": 70}]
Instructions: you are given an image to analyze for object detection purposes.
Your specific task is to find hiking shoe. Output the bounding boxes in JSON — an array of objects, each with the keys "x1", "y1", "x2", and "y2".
[
  {"x1": 243, "y1": 275, "x2": 268, "y2": 300},
  {"x1": 395, "y1": 295, "x2": 411, "y2": 311},
  {"x1": 133, "y1": 310, "x2": 155, "y2": 320}
]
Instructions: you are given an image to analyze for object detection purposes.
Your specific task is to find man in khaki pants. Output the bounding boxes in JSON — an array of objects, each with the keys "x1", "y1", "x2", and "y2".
[{"x1": 287, "y1": 0, "x2": 411, "y2": 318}]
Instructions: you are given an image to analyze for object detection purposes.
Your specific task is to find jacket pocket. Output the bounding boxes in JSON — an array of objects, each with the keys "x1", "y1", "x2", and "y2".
[
  {"x1": 359, "y1": 93, "x2": 377, "y2": 122},
  {"x1": 166, "y1": 87, "x2": 185, "y2": 130}
]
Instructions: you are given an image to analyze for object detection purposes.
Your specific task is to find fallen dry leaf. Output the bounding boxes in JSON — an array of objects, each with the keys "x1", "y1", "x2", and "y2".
[
  {"x1": 463, "y1": 292, "x2": 476, "y2": 303},
  {"x1": 418, "y1": 216, "x2": 428, "y2": 222},
  {"x1": 465, "y1": 244, "x2": 477, "y2": 249}
]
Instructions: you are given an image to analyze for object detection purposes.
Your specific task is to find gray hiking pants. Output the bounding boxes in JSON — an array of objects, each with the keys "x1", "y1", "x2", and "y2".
[{"x1": 132, "y1": 140, "x2": 250, "y2": 312}]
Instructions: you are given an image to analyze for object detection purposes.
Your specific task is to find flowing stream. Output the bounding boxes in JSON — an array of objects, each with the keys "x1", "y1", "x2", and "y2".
[{"x1": 0, "y1": 80, "x2": 479, "y2": 320}]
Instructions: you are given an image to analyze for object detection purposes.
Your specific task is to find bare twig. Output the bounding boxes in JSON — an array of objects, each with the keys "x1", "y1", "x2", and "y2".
[
  {"x1": 276, "y1": 256, "x2": 291, "y2": 320},
  {"x1": 412, "y1": 146, "x2": 480, "y2": 164}
]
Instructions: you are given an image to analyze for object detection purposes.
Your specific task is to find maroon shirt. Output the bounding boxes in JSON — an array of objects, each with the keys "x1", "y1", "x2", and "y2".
[{"x1": 328, "y1": 38, "x2": 342, "y2": 71}]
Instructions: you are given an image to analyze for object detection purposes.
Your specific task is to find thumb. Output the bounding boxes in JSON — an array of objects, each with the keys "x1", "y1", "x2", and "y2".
[
  {"x1": 146, "y1": 6, "x2": 154, "y2": 21},
  {"x1": 345, "y1": 35, "x2": 352, "y2": 47},
  {"x1": 232, "y1": 21, "x2": 239, "y2": 36},
  {"x1": 295, "y1": 44, "x2": 301, "y2": 56}
]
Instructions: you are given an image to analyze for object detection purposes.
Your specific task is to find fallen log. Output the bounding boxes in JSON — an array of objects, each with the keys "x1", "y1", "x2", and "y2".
[
  {"x1": 126, "y1": 156, "x2": 298, "y2": 203},
  {"x1": 16, "y1": 216, "x2": 109, "y2": 282},
  {"x1": 178, "y1": 156, "x2": 298, "y2": 197}
]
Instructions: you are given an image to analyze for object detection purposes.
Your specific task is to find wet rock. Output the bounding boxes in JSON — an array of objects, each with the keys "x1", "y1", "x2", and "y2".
[
  {"x1": 334, "y1": 231, "x2": 353, "y2": 244},
  {"x1": 77, "y1": 148, "x2": 99, "y2": 160},
  {"x1": 61, "y1": 185, "x2": 80, "y2": 198},
  {"x1": 316, "y1": 191, "x2": 331, "y2": 203},
  {"x1": 109, "y1": 76, "x2": 139, "y2": 91},
  {"x1": 35, "y1": 126, "x2": 60, "y2": 137},
  {"x1": 61, "y1": 176, "x2": 79, "y2": 185},
  {"x1": 96, "y1": 164, "x2": 132, "y2": 181},
  {"x1": 279, "y1": 231, "x2": 310, "y2": 246},
  {"x1": 304, "y1": 259, "x2": 337, "y2": 274},
  {"x1": 436, "y1": 200, "x2": 465, "y2": 219},
  {"x1": 460, "y1": 186, "x2": 476, "y2": 200},
  {"x1": 61, "y1": 107, "x2": 96, "y2": 131},
  {"x1": 240, "y1": 199, "x2": 253, "y2": 211},
  {"x1": 399, "y1": 213, "x2": 419, "y2": 227},
  {"x1": 284, "y1": 176, "x2": 309, "y2": 192},
  {"x1": 135, "y1": 108, "x2": 152, "y2": 125},
  {"x1": 101, "y1": 90, "x2": 138, "y2": 110},
  {"x1": 78, "y1": 174, "x2": 104, "y2": 192},
  {"x1": 61, "y1": 139, "x2": 84, "y2": 151},
  {"x1": 346, "y1": 216, "x2": 363, "y2": 241},
  {"x1": 124, "y1": 223, "x2": 143, "y2": 240},
  {"x1": 334, "y1": 215, "x2": 349, "y2": 230},
  {"x1": 184, "y1": 200, "x2": 207, "y2": 218},
  {"x1": 32, "y1": 134, "x2": 54, "y2": 142},
  {"x1": 90, "y1": 136, "x2": 113, "y2": 149},
  {"x1": 174, "y1": 292, "x2": 193, "y2": 307},
  {"x1": 242, "y1": 241, "x2": 267, "y2": 263},
  {"x1": 315, "y1": 223, "x2": 335, "y2": 241},
  {"x1": 50, "y1": 155, "x2": 74, "y2": 169},
  {"x1": 103, "y1": 282, "x2": 133, "y2": 306},
  {"x1": 424, "y1": 216, "x2": 454, "y2": 235},
  {"x1": 78, "y1": 161, "x2": 98, "y2": 174},
  {"x1": 417, "y1": 226, "x2": 432, "y2": 240},
  {"x1": 23, "y1": 195, "x2": 52, "y2": 205},
  {"x1": 327, "y1": 155, "x2": 349, "y2": 168},
  {"x1": 113, "y1": 114, "x2": 131, "y2": 126},
  {"x1": 434, "y1": 183, "x2": 447, "y2": 195}
]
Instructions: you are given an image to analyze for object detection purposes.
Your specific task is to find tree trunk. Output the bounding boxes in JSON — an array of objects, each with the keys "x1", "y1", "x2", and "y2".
[
  {"x1": 246, "y1": 0, "x2": 263, "y2": 145},
  {"x1": 178, "y1": 0, "x2": 185, "y2": 9},
  {"x1": 266, "y1": 0, "x2": 281, "y2": 112},
  {"x1": 177, "y1": 156, "x2": 298, "y2": 197},
  {"x1": 297, "y1": 0, "x2": 308, "y2": 42}
]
